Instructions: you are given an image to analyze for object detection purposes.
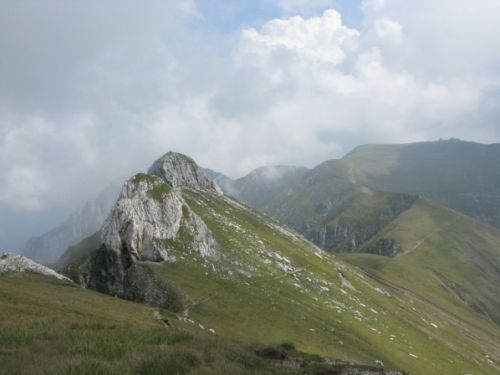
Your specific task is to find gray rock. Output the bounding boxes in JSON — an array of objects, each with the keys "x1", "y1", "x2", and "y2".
[
  {"x1": 80, "y1": 172, "x2": 218, "y2": 297},
  {"x1": 148, "y1": 152, "x2": 215, "y2": 191},
  {"x1": 0, "y1": 252, "x2": 71, "y2": 281},
  {"x1": 102, "y1": 174, "x2": 217, "y2": 264}
]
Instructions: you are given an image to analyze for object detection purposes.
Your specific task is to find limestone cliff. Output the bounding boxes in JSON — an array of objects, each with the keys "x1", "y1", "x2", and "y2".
[
  {"x1": 148, "y1": 151, "x2": 216, "y2": 191},
  {"x1": 63, "y1": 152, "x2": 219, "y2": 304}
]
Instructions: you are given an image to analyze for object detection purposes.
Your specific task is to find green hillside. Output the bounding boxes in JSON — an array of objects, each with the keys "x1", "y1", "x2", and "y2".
[
  {"x1": 341, "y1": 199, "x2": 500, "y2": 327},
  {"x1": 264, "y1": 160, "x2": 417, "y2": 254},
  {"x1": 1, "y1": 272, "x2": 402, "y2": 375},
  {"x1": 261, "y1": 139, "x2": 500, "y2": 259},
  {"x1": 60, "y1": 177, "x2": 500, "y2": 375}
]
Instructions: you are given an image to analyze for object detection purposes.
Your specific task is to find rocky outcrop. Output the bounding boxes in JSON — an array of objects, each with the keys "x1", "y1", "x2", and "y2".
[
  {"x1": 75, "y1": 172, "x2": 218, "y2": 298},
  {"x1": 0, "y1": 252, "x2": 71, "y2": 281},
  {"x1": 102, "y1": 174, "x2": 217, "y2": 262},
  {"x1": 148, "y1": 152, "x2": 216, "y2": 191},
  {"x1": 363, "y1": 238, "x2": 400, "y2": 257},
  {"x1": 304, "y1": 193, "x2": 417, "y2": 254}
]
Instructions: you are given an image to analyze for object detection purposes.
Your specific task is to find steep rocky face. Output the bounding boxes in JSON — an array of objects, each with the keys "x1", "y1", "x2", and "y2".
[
  {"x1": 102, "y1": 173, "x2": 217, "y2": 263},
  {"x1": 148, "y1": 152, "x2": 216, "y2": 191},
  {"x1": 69, "y1": 171, "x2": 218, "y2": 299},
  {"x1": 26, "y1": 153, "x2": 216, "y2": 267},
  {"x1": 310, "y1": 193, "x2": 417, "y2": 254},
  {"x1": 362, "y1": 238, "x2": 400, "y2": 257}
]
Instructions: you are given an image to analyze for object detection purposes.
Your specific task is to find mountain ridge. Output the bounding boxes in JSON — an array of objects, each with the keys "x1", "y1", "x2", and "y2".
[
  {"x1": 28, "y1": 139, "x2": 500, "y2": 265},
  {"x1": 56, "y1": 150, "x2": 500, "y2": 375}
]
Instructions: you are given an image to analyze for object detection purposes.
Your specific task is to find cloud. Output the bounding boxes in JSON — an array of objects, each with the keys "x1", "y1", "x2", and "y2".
[
  {"x1": 228, "y1": 8, "x2": 484, "y2": 148},
  {"x1": 0, "y1": 168, "x2": 49, "y2": 212},
  {"x1": 276, "y1": 0, "x2": 335, "y2": 14},
  {"x1": 374, "y1": 18, "x2": 402, "y2": 44},
  {"x1": 362, "y1": 0, "x2": 385, "y2": 12},
  {"x1": 1, "y1": 0, "x2": 500, "y2": 249},
  {"x1": 242, "y1": 9, "x2": 359, "y2": 64}
]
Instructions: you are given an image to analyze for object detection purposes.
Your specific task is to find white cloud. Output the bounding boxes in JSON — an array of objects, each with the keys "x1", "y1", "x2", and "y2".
[
  {"x1": 242, "y1": 10, "x2": 359, "y2": 64},
  {"x1": 231, "y1": 8, "x2": 484, "y2": 149},
  {"x1": 374, "y1": 18, "x2": 402, "y2": 44}
]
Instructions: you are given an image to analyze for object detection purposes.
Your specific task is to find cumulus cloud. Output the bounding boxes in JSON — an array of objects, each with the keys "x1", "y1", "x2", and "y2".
[
  {"x1": 1, "y1": 0, "x2": 500, "y2": 249},
  {"x1": 230, "y1": 8, "x2": 483, "y2": 147},
  {"x1": 242, "y1": 10, "x2": 359, "y2": 64}
]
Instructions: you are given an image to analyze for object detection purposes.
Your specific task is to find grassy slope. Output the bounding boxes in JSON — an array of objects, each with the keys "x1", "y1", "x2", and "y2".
[
  {"x1": 136, "y1": 190, "x2": 500, "y2": 375},
  {"x1": 1, "y1": 273, "x2": 391, "y2": 375},
  {"x1": 264, "y1": 161, "x2": 416, "y2": 253},
  {"x1": 342, "y1": 200, "x2": 500, "y2": 327},
  {"x1": 263, "y1": 140, "x2": 500, "y2": 256}
]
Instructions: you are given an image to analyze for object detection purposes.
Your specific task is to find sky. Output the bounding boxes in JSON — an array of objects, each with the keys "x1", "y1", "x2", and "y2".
[{"x1": 1, "y1": 0, "x2": 500, "y2": 250}]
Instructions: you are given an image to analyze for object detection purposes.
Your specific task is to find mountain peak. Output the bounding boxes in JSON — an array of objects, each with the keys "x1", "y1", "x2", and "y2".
[{"x1": 148, "y1": 151, "x2": 215, "y2": 191}]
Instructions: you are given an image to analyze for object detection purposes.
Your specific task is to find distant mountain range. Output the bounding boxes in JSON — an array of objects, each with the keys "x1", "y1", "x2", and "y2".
[
  {"x1": 207, "y1": 139, "x2": 500, "y2": 254},
  {"x1": 204, "y1": 165, "x2": 309, "y2": 208},
  {"x1": 27, "y1": 138, "x2": 500, "y2": 266},
  {"x1": 22, "y1": 183, "x2": 121, "y2": 265}
]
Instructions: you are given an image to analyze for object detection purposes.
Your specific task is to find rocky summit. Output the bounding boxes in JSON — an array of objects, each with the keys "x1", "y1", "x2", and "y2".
[
  {"x1": 148, "y1": 151, "x2": 216, "y2": 191},
  {"x1": 65, "y1": 170, "x2": 218, "y2": 298}
]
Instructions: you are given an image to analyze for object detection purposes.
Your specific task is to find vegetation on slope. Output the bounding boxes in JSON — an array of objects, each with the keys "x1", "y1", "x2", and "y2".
[
  {"x1": 342, "y1": 199, "x2": 500, "y2": 327},
  {"x1": 0, "y1": 273, "x2": 405, "y2": 375},
  {"x1": 125, "y1": 189, "x2": 500, "y2": 375},
  {"x1": 56, "y1": 167, "x2": 500, "y2": 375},
  {"x1": 264, "y1": 160, "x2": 417, "y2": 255}
]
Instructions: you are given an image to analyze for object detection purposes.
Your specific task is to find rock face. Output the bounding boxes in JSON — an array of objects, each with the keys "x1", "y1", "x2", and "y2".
[
  {"x1": 274, "y1": 189, "x2": 417, "y2": 255},
  {"x1": 70, "y1": 157, "x2": 219, "y2": 300},
  {"x1": 363, "y1": 238, "x2": 400, "y2": 257},
  {"x1": 0, "y1": 252, "x2": 70, "y2": 281},
  {"x1": 102, "y1": 174, "x2": 217, "y2": 264},
  {"x1": 148, "y1": 152, "x2": 215, "y2": 191}
]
